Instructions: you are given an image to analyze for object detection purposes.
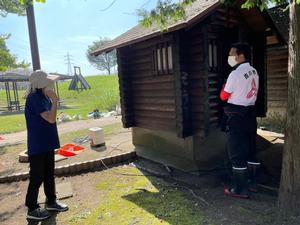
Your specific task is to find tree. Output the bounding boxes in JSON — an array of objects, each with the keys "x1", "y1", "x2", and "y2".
[
  {"x1": 0, "y1": 1, "x2": 30, "y2": 71},
  {"x1": 277, "y1": 0, "x2": 300, "y2": 216},
  {"x1": 0, "y1": 0, "x2": 26, "y2": 17},
  {"x1": 0, "y1": 35, "x2": 29, "y2": 71},
  {"x1": 143, "y1": 0, "x2": 300, "y2": 217},
  {"x1": 86, "y1": 37, "x2": 117, "y2": 75}
]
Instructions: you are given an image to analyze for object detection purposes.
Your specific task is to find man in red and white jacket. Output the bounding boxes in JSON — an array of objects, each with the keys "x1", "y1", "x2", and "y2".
[{"x1": 220, "y1": 43, "x2": 260, "y2": 199}]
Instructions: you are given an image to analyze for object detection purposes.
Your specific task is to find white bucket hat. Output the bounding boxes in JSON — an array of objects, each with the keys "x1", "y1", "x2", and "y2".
[{"x1": 29, "y1": 70, "x2": 59, "y2": 89}]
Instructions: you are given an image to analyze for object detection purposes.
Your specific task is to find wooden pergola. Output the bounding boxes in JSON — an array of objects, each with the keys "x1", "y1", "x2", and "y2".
[{"x1": 0, "y1": 69, "x2": 73, "y2": 112}]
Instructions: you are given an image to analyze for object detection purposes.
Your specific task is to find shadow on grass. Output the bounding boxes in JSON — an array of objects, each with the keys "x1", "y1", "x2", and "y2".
[{"x1": 122, "y1": 174, "x2": 204, "y2": 225}]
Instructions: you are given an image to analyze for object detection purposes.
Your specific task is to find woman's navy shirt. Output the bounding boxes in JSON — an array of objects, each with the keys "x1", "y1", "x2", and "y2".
[{"x1": 25, "y1": 90, "x2": 60, "y2": 156}]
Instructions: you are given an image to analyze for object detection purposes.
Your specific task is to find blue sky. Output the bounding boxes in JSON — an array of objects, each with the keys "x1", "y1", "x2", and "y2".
[{"x1": 0, "y1": 0, "x2": 157, "y2": 75}]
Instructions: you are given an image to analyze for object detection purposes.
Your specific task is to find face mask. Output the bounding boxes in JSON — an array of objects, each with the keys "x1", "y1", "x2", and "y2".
[{"x1": 228, "y1": 56, "x2": 238, "y2": 67}]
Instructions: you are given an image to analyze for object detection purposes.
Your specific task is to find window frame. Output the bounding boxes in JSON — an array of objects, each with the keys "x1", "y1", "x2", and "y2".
[
  {"x1": 153, "y1": 42, "x2": 173, "y2": 75},
  {"x1": 208, "y1": 39, "x2": 218, "y2": 73}
]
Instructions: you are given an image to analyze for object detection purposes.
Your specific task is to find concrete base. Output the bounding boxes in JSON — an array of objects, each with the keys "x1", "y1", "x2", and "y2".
[{"x1": 132, "y1": 127, "x2": 227, "y2": 172}]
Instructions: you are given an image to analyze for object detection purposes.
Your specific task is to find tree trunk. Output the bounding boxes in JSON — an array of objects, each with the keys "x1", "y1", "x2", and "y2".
[{"x1": 278, "y1": 0, "x2": 300, "y2": 216}]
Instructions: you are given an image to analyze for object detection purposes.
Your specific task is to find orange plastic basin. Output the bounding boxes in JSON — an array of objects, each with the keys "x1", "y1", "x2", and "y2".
[
  {"x1": 62, "y1": 143, "x2": 76, "y2": 148},
  {"x1": 73, "y1": 145, "x2": 84, "y2": 151},
  {"x1": 58, "y1": 149, "x2": 77, "y2": 157},
  {"x1": 58, "y1": 143, "x2": 85, "y2": 157}
]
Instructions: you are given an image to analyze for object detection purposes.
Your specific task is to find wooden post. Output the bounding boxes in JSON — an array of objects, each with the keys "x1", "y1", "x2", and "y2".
[
  {"x1": 117, "y1": 48, "x2": 134, "y2": 128},
  {"x1": 26, "y1": 1, "x2": 41, "y2": 71},
  {"x1": 202, "y1": 23, "x2": 210, "y2": 135},
  {"x1": 252, "y1": 32, "x2": 267, "y2": 117}
]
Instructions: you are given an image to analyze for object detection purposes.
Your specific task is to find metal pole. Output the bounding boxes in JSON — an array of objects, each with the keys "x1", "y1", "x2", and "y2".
[{"x1": 26, "y1": 1, "x2": 41, "y2": 71}]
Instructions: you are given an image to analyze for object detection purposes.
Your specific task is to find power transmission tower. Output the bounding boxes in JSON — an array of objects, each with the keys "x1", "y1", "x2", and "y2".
[{"x1": 64, "y1": 52, "x2": 74, "y2": 75}]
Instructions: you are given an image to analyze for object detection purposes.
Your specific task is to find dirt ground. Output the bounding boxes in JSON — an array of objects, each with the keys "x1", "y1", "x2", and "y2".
[
  {"x1": 0, "y1": 124, "x2": 297, "y2": 225},
  {"x1": 0, "y1": 116, "x2": 122, "y2": 146},
  {"x1": 0, "y1": 129, "x2": 133, "y2": 177},
  {"x1": 0, "y1": 158, "x2": 299, "y2": 225}
]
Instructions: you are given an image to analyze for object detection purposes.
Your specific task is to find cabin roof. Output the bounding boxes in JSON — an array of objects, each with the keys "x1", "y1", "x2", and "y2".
[
  {"x1": 268, "y1": 4, "x2": 289, "y2": 43},
  {"x1": 91, "y1": 0, "x2": 285, "y2": 56},
  {"x1": 91, "y1": 0, "x2": 220, "y2": 56}
]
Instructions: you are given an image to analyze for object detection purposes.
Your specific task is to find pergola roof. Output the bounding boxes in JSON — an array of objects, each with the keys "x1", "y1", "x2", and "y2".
[{"x1": 0, "y1": 68, "x2": 73, "y2": 82}]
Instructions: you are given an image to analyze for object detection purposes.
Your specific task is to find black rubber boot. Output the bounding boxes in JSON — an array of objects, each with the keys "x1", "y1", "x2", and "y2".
[
  {"x1": 224, "y1": 167, "x2": 249, "y2": 199},
  {"x1": 247, "y1": 162, "x2": 260, "y2": 193}
]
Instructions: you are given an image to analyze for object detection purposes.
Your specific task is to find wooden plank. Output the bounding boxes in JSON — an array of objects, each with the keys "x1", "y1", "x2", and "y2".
[
  {"x1": 129, "y1": 89, "x2": 174, "y2": 97},
  {"x1": 130, "y1": 34, "x2": 173, "y2": 51},
  {"x1": 131, "y1": 82, "x2": 174, "y2": 91},
  {"x1": 189, "y1": 90, "x2": 205, "y2": 97},
  {"x1": 267, "y1": 80, "x2": 288, "y2": 85},
  {"x1": 268, "y1": 62, "x2": 288, "y2": 69},
  {"x1": 135, "y1": 120, "x2": 176, "y2": 131},
  {"x1": 209, "y1": 102, "x2": 219, "y2": 108},
  {"x1": 191, "y1": 113, "x2": 206, "y2": 120},
  {"x1": 190, "y1": 104, "x2": 206, "y2": 112},
  {"x1": 134, "y1": 97, "x2": 175, "y2": 105},
  {"x1": 268, "y1": 86, "x2": 288, "y2": 91},
  {"x1": 135, "y1": 116, "x2": 175, "y2": 125},
  {"x1": 190, "y1": 97, "x2": 206, "y2": 105},
  {"x1": 131, "y1": 75, "x2": 174, "y2": 84},
  {"x1": 117, "y1": 48, "x2": 135, "y2": 128},
  {"x1": 134, "y1": 103, "x2": 175, "y2": 112},
  {"x1": 120, "y1": 50, "x2": 151, "y2": 61},
  {"x1": 267, "y1": 56, "x2": 288, "y2": 62},
  {"x1": 135, "y1": 110, "x2": 176, "y2": 119},
  {"x1": 267, "y1": 72, "x2": 288, "y2": 78}
]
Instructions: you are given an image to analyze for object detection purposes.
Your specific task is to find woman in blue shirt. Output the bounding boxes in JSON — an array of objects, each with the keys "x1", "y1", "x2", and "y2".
[{"x1": 25, "y1": 70, "x2": 68, "y2": 221}]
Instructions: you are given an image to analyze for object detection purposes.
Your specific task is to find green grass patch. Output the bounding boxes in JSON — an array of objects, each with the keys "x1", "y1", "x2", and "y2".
[
  {"x1": 0, "y1": 75, "x2": 119, "y2": 134},
  {"x1": 0, "y1": 113, "x2": 26, "y2": 133},
  {"x1": 68, "y1": 166, "x2": 206, "y2": 225}
]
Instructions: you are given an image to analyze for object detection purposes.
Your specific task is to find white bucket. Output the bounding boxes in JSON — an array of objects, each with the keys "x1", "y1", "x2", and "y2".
[{"x1": 89, "y1": 127, "x2": 105, "y2": 146}]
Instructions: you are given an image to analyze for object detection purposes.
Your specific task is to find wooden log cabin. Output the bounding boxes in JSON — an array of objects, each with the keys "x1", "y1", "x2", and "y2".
[
  {"x1": 91, "y1": 0, "x2": 283, "y2": 171},
  {"x1": 267, "y1": 4, "x2": 289, "y2": 117}
]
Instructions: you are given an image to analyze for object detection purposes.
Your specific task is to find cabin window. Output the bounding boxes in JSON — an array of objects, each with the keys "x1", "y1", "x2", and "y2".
[
  {"x1": 154, "y1": 42, "x2": 173, "y2": 75},
  {"x1": 208, "y1": 40, "x2": 218, "y2": 72}
]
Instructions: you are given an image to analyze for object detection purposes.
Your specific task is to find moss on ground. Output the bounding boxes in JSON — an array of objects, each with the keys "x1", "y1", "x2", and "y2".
[{"x1": 68, "y1": 166, "x2": 206, "y2": 225}]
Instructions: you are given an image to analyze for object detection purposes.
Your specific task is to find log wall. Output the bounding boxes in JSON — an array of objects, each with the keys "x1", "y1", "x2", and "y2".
[
  {"x1": 118, "y1": 35, "x2": 176, "y2": 132},
  {"x1": 267, "y1": 47, "x2": 288, "y2": 116}
]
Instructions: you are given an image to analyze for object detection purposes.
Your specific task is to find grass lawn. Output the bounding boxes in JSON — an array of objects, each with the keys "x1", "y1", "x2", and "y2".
[{"x1": 0, "y1": 75, "x2": 119, "y2": 134}]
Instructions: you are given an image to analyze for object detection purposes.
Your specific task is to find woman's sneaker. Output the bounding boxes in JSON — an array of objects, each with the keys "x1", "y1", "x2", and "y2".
[
  {"x1": 27, "y1": 207, "x2": 50, "y2": 221},
  {"x1": 45, "y1": 201, "x2": 69, "y2": 212}
]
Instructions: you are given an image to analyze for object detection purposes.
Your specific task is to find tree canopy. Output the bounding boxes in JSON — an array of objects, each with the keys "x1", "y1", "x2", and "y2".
[
  {"x1": 0, "y1": 2, "x2": 29, "y2": 71},
  {"x1": 0, "y1": 0, "x2": 26, "y2": 17},
  {"x1": 0, "y1": 35, "x2": 29, "y2": 71},
  {"x1": 139, "y1": 0, "x2": 293, "y2": 29}
]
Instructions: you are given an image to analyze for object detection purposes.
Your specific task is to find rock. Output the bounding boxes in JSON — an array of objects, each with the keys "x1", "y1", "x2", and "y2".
[{"x1": 19, "y1": 150, "x2": 28, "y2": 163}]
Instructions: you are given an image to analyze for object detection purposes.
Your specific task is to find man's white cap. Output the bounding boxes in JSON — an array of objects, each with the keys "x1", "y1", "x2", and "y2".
[{"x1": 29, "y1": 70, "x2": 59, "y2": 89}]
